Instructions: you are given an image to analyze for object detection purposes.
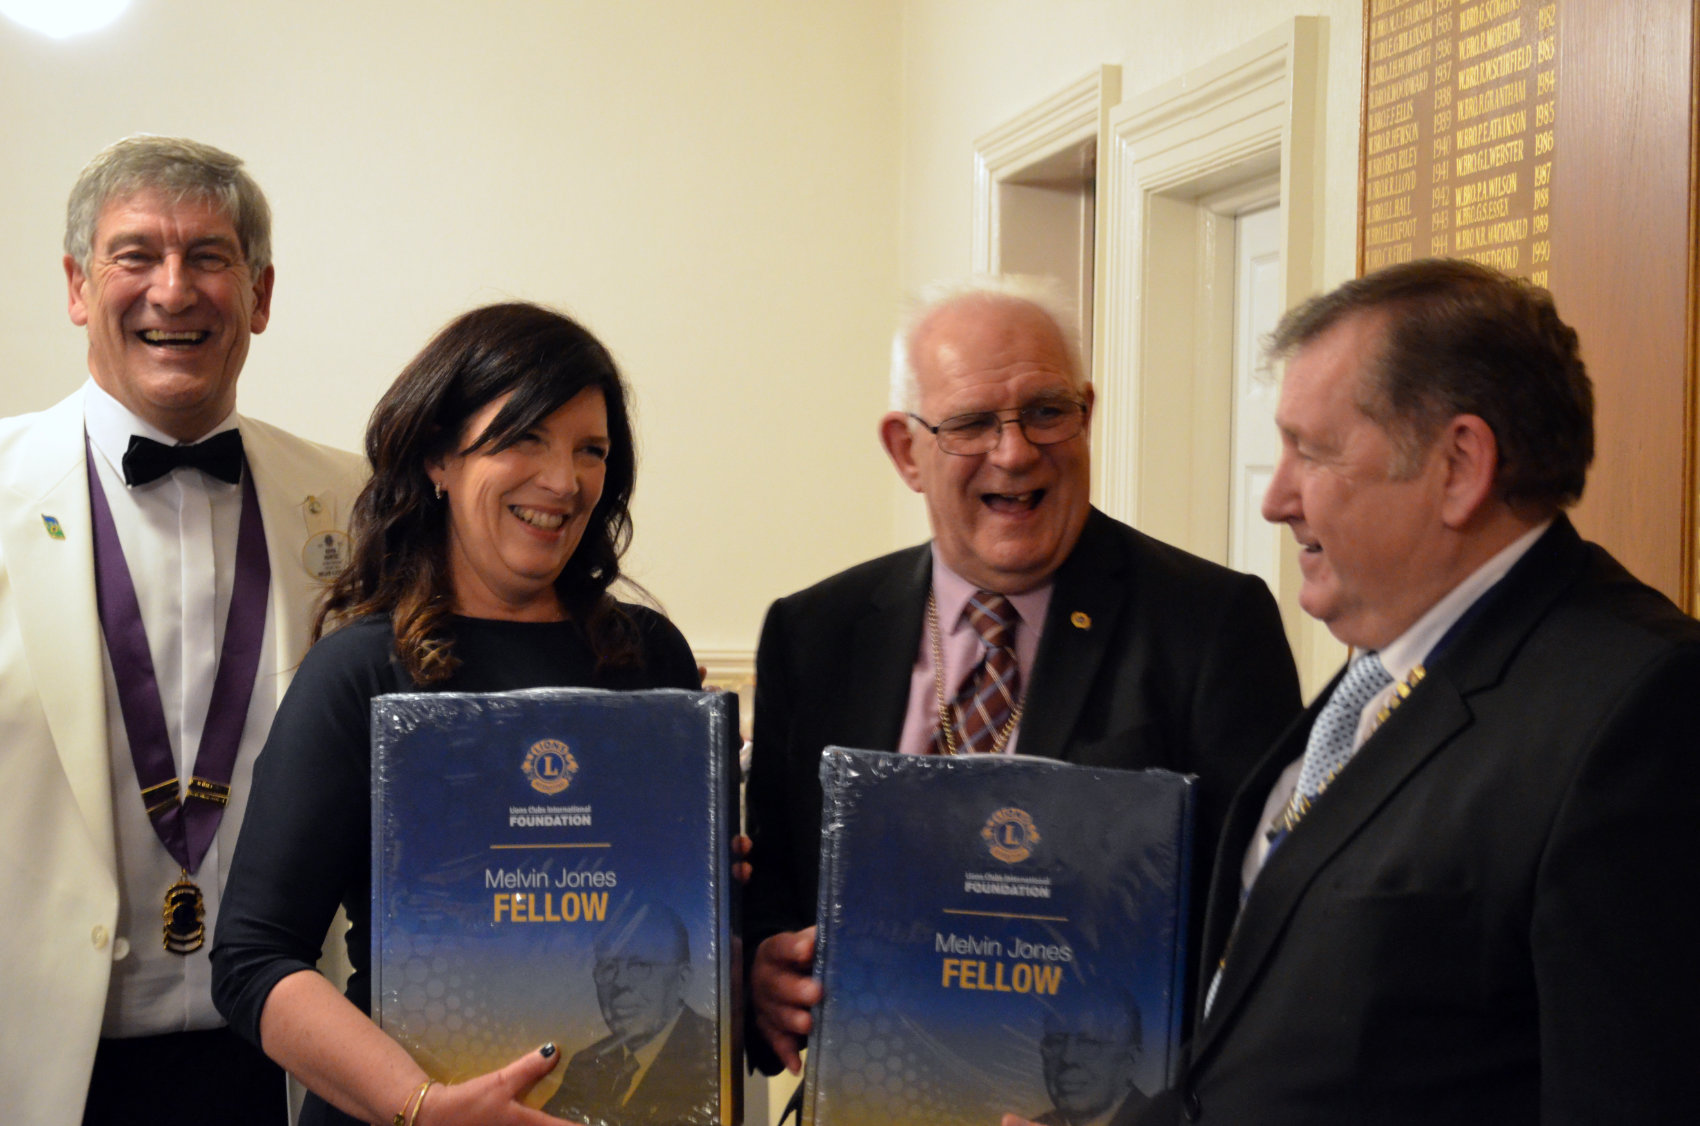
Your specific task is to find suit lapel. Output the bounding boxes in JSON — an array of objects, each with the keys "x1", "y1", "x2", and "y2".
[
  {"x1": 0, "y1": 392, "x2": 115, "y2": 850},
  {"x1": 1190, "y1": 519, "x2": 1589, "y2": 1063},
  {"x1": 241, "y1": 417, "x2": 313, "y2": 698},
  {"x1": 831, "y1": 546, "x2": 929, "y2": 751},
  {"x1": 240, "y1": 416, "x2": 364, "y2": 698},
  {"x1": 1194, "y1": 698, "x2": 1318, "y2": 981},
  {"x1": 1194, "y1": 680, "x2": 1474, "y2": 1052},
  {"x1": 1020, "y1": 509, "x2": 1130, "y2": 762}
]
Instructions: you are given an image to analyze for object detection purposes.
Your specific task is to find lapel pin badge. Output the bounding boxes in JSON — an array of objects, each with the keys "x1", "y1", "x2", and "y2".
[
  {"x1": 41, "y1": 515, "x2": 66, "y2": 540},
  {"x1": 1070, "y1": 611, "x2": 1091, "y2": 630}
]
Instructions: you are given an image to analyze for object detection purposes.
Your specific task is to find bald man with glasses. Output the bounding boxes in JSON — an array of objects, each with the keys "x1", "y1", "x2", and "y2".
[
  {"x1": 743, "y1": 276, "x2": 1302, "y2": 1078},
  {"x1": 545, "y1": 903, "x2": 715, "y2": 1125}
]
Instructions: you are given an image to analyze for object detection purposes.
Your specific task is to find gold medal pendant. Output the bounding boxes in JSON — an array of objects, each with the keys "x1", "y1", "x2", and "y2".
[{"x1": 163, "y1": 873, "x2": 206, "y2": 954}]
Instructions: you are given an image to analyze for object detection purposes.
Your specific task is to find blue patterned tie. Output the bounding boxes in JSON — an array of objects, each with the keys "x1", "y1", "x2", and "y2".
[{"x1": 1287, "y1": 651, "x2": 1393, "y2": 823}]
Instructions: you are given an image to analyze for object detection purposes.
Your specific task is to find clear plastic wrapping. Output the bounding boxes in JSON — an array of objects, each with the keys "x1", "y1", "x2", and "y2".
[
  {"x1": 371, "y1": 687, "x2": 741, "y2": 1126},
  {"x1": 805, "y1": 748, "x2": 1194, "y2": 1126}
]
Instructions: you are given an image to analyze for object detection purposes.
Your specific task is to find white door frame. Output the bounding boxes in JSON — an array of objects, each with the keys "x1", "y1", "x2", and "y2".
[
  {"x1": 972, "y1": 66, "x2": 1122, "y2": 277},
  {"x1": 1096, "y1": 17, "x2": 1333, "y2": 687}
]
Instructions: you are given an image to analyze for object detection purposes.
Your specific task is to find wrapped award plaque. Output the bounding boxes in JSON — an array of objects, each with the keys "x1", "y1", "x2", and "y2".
[
  {"x1": 370, "y1": 688, "x2": 741, "y2": 1126},
  {"x1": 805, "y1": 748, "x2": 1195, "y2": 1126}
]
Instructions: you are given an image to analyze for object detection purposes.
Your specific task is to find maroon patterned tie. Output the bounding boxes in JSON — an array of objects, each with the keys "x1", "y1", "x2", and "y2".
[{"x1": 936, "y1": 590, "x2": 1021, "y2": 754}]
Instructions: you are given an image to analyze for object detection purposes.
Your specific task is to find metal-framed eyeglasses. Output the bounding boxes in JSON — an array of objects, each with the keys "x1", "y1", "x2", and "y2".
[{"x1": 907, "y1": 399, "x2": 1089, "y2": 456}]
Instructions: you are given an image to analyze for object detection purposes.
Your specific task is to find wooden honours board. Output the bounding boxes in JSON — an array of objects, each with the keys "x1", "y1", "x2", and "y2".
[
  {"x1": 1362, "y1": 0, "x2": 1559, "y2": 282},
  {"x1": 1358, "y1": 0, "x2": 1699, "y2": 611}
]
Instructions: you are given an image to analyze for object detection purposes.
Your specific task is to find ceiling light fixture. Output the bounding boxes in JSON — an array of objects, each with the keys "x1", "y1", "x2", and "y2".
[{"x1": 0, "y1": 0, "x2": 131, "y2": 39}]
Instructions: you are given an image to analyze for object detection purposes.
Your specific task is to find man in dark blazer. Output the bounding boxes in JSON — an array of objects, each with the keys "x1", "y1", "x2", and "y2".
[
  {"x1": 1132, "y1": 259, "x2": 1700, "y2": 1124},
  {"x1": 743, "y1": 277, "x2": 1301, "y2": 1076}
]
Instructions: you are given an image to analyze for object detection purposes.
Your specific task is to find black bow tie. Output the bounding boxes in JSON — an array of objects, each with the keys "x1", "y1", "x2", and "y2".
[{"x1": 121, "y1": 430, "x2": 245, "y2": 487}]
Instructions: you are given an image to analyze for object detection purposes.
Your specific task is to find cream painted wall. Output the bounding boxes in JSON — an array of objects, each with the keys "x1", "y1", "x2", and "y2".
[
  {"x1": 897, "y1": 0, "x2": 1367, "y2": 693},
  {"x1": 0, "y1": 0, "x2": 902, "y2": 659},
  {"x1": 2, "y1": 0, "x2": 1377, "y2": 687}
]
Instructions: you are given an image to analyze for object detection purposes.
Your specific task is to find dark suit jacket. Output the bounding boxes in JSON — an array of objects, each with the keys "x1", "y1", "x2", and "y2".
[
  {"x1": 744, "y1": 508, "x2": 1301, "y2": 1073},
  {"x1": 1138, "y1": 518, "x2": 1700, "y2": 1125},
  {"x1": 543, "y1": 1005, "x2": 718, "y2": 1125}
]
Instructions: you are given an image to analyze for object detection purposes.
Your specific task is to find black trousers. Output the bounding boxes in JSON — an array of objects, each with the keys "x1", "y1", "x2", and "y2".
[{"x1": 83, "y1": 1027, "x2": 287, "y2": 1126}]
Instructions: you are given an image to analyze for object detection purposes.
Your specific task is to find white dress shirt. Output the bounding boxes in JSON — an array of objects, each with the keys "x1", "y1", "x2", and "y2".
[{"x1": 83, "y1": 380, "x2": 280, "y2": 1037}]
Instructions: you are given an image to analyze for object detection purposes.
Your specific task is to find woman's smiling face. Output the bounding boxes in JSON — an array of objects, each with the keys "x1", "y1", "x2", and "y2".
[{"x1": 430, "y1": 388, "x2": 610, "y2": 621}]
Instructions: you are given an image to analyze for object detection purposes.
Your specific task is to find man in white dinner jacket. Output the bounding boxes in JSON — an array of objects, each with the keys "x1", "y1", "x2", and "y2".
[{"x1": 0, "y1": 135, "x2": 365, "y2": 1126}]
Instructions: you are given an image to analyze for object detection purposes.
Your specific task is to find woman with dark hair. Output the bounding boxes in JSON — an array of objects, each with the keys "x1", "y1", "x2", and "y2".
[{"x1": 212, "y1": 303, "x2": 698, "y2": 1126}]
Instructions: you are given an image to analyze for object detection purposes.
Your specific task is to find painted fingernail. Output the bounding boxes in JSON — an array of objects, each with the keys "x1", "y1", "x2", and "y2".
[{"x1": 540, "y1": 1042, "x2": 557, "y2": 1058}]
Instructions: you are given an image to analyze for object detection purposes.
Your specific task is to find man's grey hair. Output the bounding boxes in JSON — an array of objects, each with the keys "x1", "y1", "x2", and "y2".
[
  {"x1": 64, "y1": 135, "x2": 273, "y2": 276},
  {"x1": 888, "y1": 275, "x2": 1085, "y2": 412}
]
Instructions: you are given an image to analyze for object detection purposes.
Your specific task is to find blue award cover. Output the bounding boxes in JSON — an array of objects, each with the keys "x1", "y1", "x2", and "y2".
[
  {"x1": 805, "y1": 749, "x2": 1194, "y2": 1126},
  {"x1": 370, "y1": 688, "x2": 740, "y2": 1126}
]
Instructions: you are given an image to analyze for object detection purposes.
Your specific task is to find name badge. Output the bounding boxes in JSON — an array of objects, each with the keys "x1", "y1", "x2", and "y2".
[{"x1": 299, "y1": 495, "x2": 352, "y2": 582}]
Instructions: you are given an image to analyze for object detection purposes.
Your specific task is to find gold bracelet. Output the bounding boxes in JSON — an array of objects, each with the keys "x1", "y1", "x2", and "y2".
[
  {"x1": 407, "y1": 1079, "x2": 437, "y2": 1126},
  {"x1": 393, "y1": 1078, "x2": 433, "y2": 1126}
]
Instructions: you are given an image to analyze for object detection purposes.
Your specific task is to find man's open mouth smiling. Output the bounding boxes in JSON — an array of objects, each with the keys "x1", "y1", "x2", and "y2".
[
  {"x1": 983, "y1": 488, "x2": 1044, "y2": 513},
  {"x1": 138, "y1": 329, "x2": 212, "y2": 347}
]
